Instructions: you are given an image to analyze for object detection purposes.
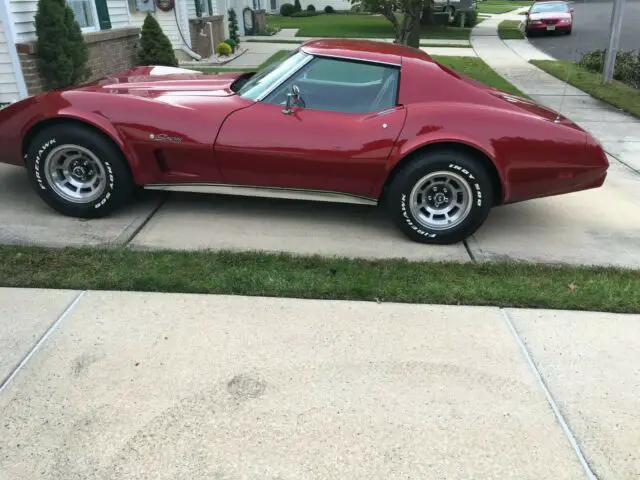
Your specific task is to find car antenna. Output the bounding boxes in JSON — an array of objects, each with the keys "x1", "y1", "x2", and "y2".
[{"x1": 554, "y1": 5, "x2": 578, "y2": 124}]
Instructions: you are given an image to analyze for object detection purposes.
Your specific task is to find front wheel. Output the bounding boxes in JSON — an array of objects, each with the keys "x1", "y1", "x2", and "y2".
[
  {"x1": 25, "y1": 124, "x2": 134, "y2": 218},
  {"x1": 385, "y1": 150, "x2": 494, "y2": 244}
]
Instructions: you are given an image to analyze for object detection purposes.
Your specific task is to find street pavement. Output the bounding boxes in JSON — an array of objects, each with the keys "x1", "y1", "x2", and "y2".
[
  {"x1": 1, "y1": 288, "x2": 638, "y2": 479},
  {"x1": 528, "y1": 0, "x2": 640, "y2": 62}
]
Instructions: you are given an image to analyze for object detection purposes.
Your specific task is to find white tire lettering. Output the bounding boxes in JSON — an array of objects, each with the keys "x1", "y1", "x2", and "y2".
[
  {"x1": 400, "y1": 193, "x2": 437, "y2": 238},
  {"x1": 33, "y1": 138, "x2": 57, "y2": 190}
]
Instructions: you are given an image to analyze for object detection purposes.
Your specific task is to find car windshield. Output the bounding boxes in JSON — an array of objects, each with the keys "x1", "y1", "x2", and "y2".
[
  {"x1": 531, "y1": 2, "x2": 568, "y2": 13},
  {"x1": 237, "y1": 49, "x2": 310, "y2": 100}
]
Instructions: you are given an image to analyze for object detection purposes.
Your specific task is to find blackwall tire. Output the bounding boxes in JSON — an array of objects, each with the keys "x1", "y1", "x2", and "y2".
[
  {"x1": 386, "y1": 149, "x2": 494, "y2": 244},
  {"x1": 25, "y1": 124, "x2": 134, "y2": 218}
]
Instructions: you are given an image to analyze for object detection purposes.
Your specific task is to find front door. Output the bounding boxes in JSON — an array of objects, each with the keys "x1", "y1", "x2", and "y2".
[{"x1": 214, "y1": 56, "x2": 406, "y2": 198}]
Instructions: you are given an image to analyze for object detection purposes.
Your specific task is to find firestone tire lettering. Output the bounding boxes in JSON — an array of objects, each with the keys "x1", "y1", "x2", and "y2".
[{"x1": 25, "y1": 124, "x2": 134, "y2": 219}]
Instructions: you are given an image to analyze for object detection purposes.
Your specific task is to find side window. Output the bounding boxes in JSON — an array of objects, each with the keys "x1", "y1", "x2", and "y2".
[{"x1": 263, "y1": 57, "x2": 399, "y2": 114}]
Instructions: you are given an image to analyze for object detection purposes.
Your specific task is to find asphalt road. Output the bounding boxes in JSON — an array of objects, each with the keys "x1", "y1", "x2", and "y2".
[{"x1": 528, "y1": 0, "x2": 640, "y2": 61}]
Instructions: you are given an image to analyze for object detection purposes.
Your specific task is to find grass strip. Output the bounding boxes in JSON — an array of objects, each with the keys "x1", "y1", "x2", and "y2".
[
  {"x1": 267, "y1": 13, "x2": 472, "y2": 39},
  {"x1": 498, "y1": 20, "x2": 524, "y2": 39},
  {"x1": 0, "y1": 247, "x2": 638, "y2": 313},
  {"x1": 432, "y1": 55, "x2": 528, "y2": 97},
  {"x1": 531, "y1": 59, "x2": 640, "y2": 119}
]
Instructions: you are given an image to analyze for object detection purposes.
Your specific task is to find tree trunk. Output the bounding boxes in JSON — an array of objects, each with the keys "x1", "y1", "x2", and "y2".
[
  {"x1": 394, "y1": 0, "x2": 423, "y2": 47},
  {"x1": 420, "y1": 0, "x2": 435, "y2": 25}
]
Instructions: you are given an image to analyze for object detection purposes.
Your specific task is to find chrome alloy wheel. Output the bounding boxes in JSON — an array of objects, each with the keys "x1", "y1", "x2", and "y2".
[
  {"x1": 409, "y1": 171, "x2": 473, "y2": 230},
  {"x1": 43, "y1": 145, "x2": 107, "y2": 204}
]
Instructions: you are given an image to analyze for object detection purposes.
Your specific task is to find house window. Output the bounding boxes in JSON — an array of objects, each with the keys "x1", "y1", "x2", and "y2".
[
  {"x1": 67, "y1": 0, "x2": 98, "y2": 29},
  {"x1": 67, "y1": 0, "x2": 112, "y2": 31}
]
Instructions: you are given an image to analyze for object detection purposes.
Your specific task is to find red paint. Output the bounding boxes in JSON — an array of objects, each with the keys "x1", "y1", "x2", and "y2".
[
  {"x1": 525, "y1": 1, "x2": 573, "y2": 33},
  {"x1": 0, "y1": 39, "x2": 607, "y2": 207}
]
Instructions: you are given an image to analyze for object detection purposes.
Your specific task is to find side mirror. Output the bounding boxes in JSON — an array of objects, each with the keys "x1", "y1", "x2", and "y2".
[
  {"x1": 282, "y1": 84, "x2": 305, "y2": 115},
  {"x1": 569, "y1": 7, "x2": 574, "y2": 12}
]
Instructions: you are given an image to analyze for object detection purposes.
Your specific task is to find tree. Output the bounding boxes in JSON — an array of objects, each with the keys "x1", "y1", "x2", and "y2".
[
  {"x1": 227, "y1": 8, "x2": 240, "y2": 45},
  {"x1": 351, "y1": 0, "x2": 427, "y2": 47},
  {"x1": 138, "y1": 14, "x2": 179, "y2": 67},
  {"x1": 34, "y1": 0, "x2": 90, "y2": 90}
]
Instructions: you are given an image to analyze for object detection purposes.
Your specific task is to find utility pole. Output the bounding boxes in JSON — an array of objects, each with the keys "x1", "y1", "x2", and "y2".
[{"x1": 602, "y1": 0, "x2": 626, "y2": 84}]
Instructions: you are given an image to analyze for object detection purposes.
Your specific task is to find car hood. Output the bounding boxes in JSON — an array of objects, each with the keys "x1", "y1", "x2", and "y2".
[
  {"x1": 529, "y1": 11, "x2": 571, "y2": 20},
  {"x1": 73, "y1": 65, "x2": 249, "y2": 99}
]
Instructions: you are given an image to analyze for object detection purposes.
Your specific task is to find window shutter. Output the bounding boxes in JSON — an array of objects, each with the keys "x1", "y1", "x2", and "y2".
[{"x1": 95, "y1": 0, "x2": 112, "y2": 29}]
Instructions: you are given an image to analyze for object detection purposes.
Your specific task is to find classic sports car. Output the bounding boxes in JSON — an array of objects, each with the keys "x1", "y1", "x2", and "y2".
[{"x1": 0, "y1": 39, "x2": 608, "y2": 244}]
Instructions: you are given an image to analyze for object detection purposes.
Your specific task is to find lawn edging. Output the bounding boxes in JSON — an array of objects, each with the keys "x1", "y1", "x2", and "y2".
[
  {"x1": 1, "y1": 246, "x2": 638, "y2": 313},
  {"x1": 530, "y1": 60, "x2": 640, "y2": 119}
]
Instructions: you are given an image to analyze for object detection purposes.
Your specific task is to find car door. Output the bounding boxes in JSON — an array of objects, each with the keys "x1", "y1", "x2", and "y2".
[{"x1": 214, "y1": 55, "x2": 407, "y2": 198}]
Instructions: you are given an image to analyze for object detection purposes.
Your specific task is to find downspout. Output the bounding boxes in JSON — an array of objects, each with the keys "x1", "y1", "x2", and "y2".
[{"x1": 173, "y1": 0, "x2": 203, "y2": 60}]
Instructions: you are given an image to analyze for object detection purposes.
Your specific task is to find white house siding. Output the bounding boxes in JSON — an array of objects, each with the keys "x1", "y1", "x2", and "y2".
[
  {"x1": 10, "y1": 0, "x2": 131, "y2": 43},
  {"x1": 107, "y1": 0, "x2": 131, "y2": 28},
  {"x1": 0, "y1": 14, "x2": 20, "y2": 104},
  {"x1": 10, "y1": 0, "x2": 38, "y2": 43},
  {"x1": 130, "y1": 6, "x2": 192, "y2": 51}
]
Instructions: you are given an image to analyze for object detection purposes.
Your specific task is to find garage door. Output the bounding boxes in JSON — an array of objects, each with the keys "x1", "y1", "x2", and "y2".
[{"x1": 0, "y1": 15, "x2": 20, "y2": 106}]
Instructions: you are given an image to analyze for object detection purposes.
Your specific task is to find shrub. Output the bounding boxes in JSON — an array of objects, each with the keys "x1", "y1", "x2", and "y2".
[
  {"x1": 294, "y1": 0, "x2": 302, "y2": 11},
  {"x1": 217, "y1": 42, "x2": 232, "y2": 56},
  {"x1": 307, "y1": 3, "x2": 315, "y2": 10},
  {"x1": 228, "y1": 8, "x2": 240, "y2": 44},
  {"x1": 224, "y1": 38, "x2": 237, "y2": 50},
  {"x1": 324, "y1": 5, "x2": 334, "y2": 13},
  {"x1": 291, "y1": 10, "x2": 320, "y2": 16},
  {"x1": 280, "y1": 2, "x2": 296, "y2": 15},
  {"x1": 138, "y1": 14, "x2": 178, "y2": 67},
  {"x1": 453, "y1": 9, "x2": 478, "y2": 27},
  {"x1": 34, "y1": 0, "x2": 90, "y2": 90},
  {"x1": 578, "y1": 49, "x2": 640, "y2": 89}
]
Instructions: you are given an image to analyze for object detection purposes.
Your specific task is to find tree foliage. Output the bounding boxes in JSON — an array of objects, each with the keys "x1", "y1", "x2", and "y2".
[
  {"x1": 228, "y1": 8, "x2": 240, "y2": 44},
  {"x1": 138, "y1": 14, "x2": 179, "y2": 67},
  {"x1": 351, "y1": 0, "x2": 429, "y2": 47},
  {"x1": 34, "y1": 0, "x2": 90, "y2": 90}
]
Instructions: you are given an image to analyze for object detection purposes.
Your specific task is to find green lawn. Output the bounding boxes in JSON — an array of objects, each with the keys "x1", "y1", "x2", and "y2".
[
  {"x1": 433, "y1": 55, "x2": 528, "y2": 97},
  {"x1": 267, "y1": 13, "x2": 472, "y2": 39},
  {"x1": 193, "y1": 50, "x2": 290, "y2": 73},
  {"x1": 478, "y1": 0, "x2": 531, "y2": 14},
  {"x1": 531, "y1": 60, "x2": 640, "y2": 118},
  {"x1": 245, "y1": 38, "x2": 472, "y2": 48},
  {"x1": 0, "y1": 246, "x2": 638, "y2": 312},
  {"x1": 498, "y1": 20, "x2": 524, "y2": 39}
]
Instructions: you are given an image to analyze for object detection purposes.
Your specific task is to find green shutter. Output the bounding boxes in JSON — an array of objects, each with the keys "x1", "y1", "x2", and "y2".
[
  {"x1": 195, "y1": 0, "x2": 202, "y2": 17},
  {"x1": 95, "y1": 0, "x2": 112, "y2": 30},
  {"x1": 207, "y1": 0, "x2": 213, "y2": 15}
]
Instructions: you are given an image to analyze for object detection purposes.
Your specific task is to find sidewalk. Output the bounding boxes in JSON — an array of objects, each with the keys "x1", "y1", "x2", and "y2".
[
  {"x1": 470, "y1": 13, "x2": 640, "y2": 172},
  {"x1": 1, "y1": 287, "x2": 639, "y2": 478}
]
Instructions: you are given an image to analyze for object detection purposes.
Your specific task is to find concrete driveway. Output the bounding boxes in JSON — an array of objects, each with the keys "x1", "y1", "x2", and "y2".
[
  {"x1": 0, "y1": 164, "x2": 164, "y2": 248},
  {"x1": 528, "y1": 0, "x2": 640, "y2": 61},
  {"x1": 1, "y1": 288, "x2": 639, "y2": 479},
  {"x1": 3, "y1": 157, "x2": 640, "y2": 267}
]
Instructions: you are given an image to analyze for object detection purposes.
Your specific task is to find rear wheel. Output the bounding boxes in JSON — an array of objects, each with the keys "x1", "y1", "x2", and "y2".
[
  {"x1": 25, "y1": 124, "x2": 134, "y2": 218},
  {"x1": 385, "y1": 149, "x2": 494, "y2": 244}
]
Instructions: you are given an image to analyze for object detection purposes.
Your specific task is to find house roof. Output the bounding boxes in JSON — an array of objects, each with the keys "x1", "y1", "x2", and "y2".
[{"x1": 300, "y1": 38, "x2": 431, "y2": 66}]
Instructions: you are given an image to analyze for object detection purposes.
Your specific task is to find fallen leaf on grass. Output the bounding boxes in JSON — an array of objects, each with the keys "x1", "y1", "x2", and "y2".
[{"x1": 568, "y1": 283, "x2": 578, "y2": 292}]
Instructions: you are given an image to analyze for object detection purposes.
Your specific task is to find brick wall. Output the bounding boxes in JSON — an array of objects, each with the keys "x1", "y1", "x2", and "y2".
[{"x1": 17, "y1": 27, "x2": 141, "y2": 96}]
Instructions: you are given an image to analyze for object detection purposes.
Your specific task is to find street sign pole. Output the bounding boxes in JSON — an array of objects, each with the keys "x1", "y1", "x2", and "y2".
[{"x1": 602, "y1": 0, "x2": 626, "y2": 84}]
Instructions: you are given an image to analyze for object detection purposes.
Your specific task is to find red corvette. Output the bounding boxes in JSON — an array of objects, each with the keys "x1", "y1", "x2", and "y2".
[{"x1": 0, "y1": 39, "x2": 608, "y2": 244}]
